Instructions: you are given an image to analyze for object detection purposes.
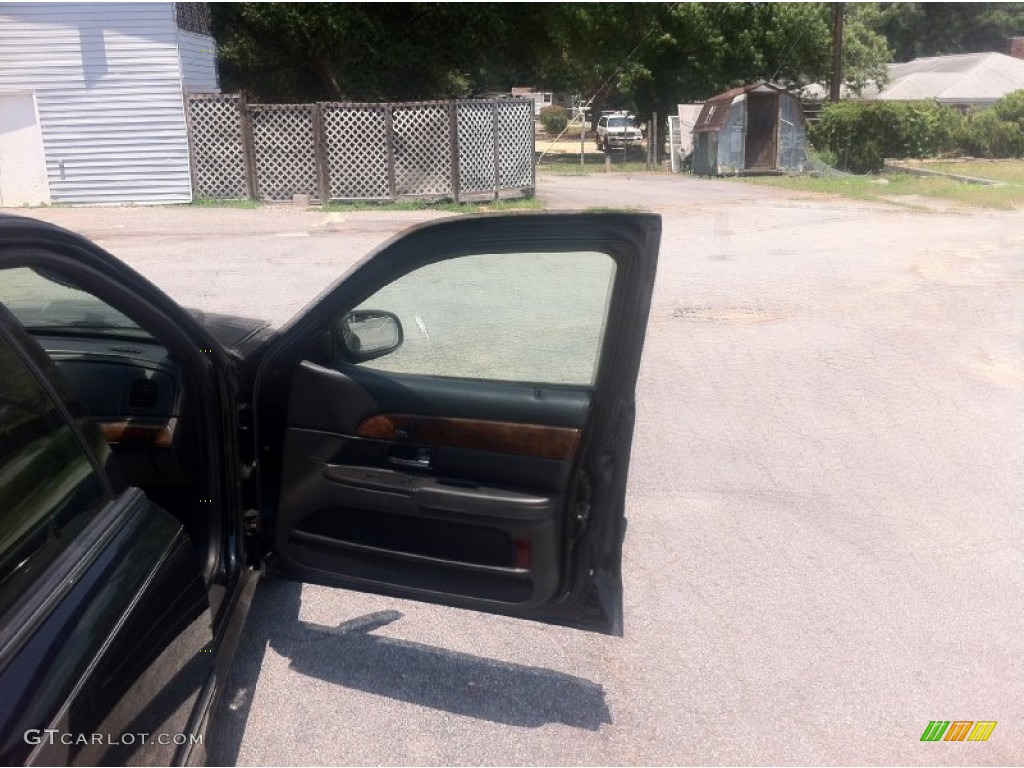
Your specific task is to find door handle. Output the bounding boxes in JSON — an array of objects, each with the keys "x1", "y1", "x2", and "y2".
[
  {"x1": 387, "y1": 445, "x2": 432, "y2": 469},
  {"x1": 388, "y1": 455, "x2": 431, "y2": 469}
]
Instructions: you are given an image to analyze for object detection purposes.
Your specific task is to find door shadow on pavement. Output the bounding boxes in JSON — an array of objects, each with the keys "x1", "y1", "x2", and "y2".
[{"x1": 208, "y1": 577, "x2": 611, "y2": 764}]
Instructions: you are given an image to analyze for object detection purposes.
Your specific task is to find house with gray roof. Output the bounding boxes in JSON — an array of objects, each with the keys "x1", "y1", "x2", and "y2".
[{"x1": 865, "y1": 51, "x2": 1024, "y2": 108}]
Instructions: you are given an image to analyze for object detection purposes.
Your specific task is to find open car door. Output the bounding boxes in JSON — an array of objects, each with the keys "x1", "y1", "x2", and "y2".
[{"x1": 253, "y1": 213, "x2": 660, "y2": 635}]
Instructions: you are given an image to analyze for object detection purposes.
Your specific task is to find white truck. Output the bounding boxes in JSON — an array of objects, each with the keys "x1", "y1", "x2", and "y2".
[{"x1": 595, "y1": 111, "x2": 643, "y2": 151}]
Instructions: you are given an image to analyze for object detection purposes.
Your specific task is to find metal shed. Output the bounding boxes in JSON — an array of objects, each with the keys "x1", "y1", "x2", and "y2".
[{"x1": 691, "y1": 82, "x2": 808, "y2": 176}]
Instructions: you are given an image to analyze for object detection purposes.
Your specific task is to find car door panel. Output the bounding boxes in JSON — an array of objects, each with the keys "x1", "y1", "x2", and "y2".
[
  {"x1": 258, "y1": 213, "x2": 660, "y2": 635},
  {"x1": 1, "y1": 491, "x2": 213, "y2": 767},
  {"x1": 277, "y1": 334, "x2": 597, "y2": 613},
  {"x1": 278, "y1": 421, "x2": 573, "y2": 611},
  {"x1": 0, "y1": 304, "x2": 215, "y2": 766}
]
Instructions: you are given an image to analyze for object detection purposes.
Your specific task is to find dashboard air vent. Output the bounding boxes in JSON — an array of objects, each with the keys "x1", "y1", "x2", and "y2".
[{"x1": 129, "y1": 378, "x2": 160, "y2": 409}]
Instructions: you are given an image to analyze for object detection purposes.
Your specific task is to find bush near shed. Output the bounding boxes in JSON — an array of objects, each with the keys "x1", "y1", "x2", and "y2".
[{"x1": 808, "y1": 101, "x2": 964, "y2": 173}]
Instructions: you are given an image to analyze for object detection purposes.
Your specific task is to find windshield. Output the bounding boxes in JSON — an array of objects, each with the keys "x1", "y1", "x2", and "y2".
[
  {"x1": 608, "y1": 117, "x2": 634, "y2": 128},
  {"x1": 0, "y1": 267, "x2": 152, "y2": 340}
]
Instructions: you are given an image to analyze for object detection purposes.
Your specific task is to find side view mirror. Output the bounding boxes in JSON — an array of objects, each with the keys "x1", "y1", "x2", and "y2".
[{"x1": 335, "y1": 309, "x2": 403, "y2": 363}]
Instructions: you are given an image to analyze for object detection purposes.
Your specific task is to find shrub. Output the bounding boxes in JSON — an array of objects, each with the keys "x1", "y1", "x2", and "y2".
[
  {"x1": 808, "y1": 100, "x2": 965, "y2": 173},
  {"x1": 960, "y1": 90, "x2": 1024, "y2": 158},
  {"x1": 538, "y1": 104, "x2": 568, "y2": 135},
  {"x1": 993, "y1": 89, "x2": 1024, "y2": 123},
  {"x1": 960, "y1": 110, "x2": 1023, "y2": 157}
]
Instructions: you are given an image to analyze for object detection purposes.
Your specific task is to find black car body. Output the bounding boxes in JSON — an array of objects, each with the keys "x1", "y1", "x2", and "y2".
[{"x1": 0, "y1": 213, "x2": 660, "y2": 765}]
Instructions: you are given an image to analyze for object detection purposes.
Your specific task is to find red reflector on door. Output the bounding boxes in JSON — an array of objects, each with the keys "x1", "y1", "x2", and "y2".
[{"x1": 514, "y1": 539, "x2": 532, "y2": 569}]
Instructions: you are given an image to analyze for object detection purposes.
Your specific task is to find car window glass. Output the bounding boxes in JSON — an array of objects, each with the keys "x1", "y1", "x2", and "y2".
[
  {"x1": 0, "y1": 333, "x2": 107, "y2": 616},
  {"x1": 0, "y1": 267, "x2": 152, "y2": 340},
  {"x1": 344, "y1": 251, "x2": 616, "y2": 386}
]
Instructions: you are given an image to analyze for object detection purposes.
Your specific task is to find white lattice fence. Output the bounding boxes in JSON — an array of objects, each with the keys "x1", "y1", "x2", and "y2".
[
  {"x1": 250, "y1": 104, "x2": 318, "y2": 201},
  {"x1": 496, "y1": 100, "x2": 535, "y2": 189},
  {"x1": 322, "y1": 104, "x2": 390, "y2": 199},
  {"x1": 186, "y1": 94, "x2": 250, "y2": 200},
  {"x1": 187, "y1": 96, "x2": 535, "y2": 202},
  {"x1": 456, "y1": 102, "x2": 496, "y2": 194},
  {"x1": 392, "y1": 103, "x2": 452, "y2": 197}
]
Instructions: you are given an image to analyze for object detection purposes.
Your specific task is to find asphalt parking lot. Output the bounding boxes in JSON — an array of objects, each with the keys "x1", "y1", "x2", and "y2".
[{"x1": 12, "y1": 172, "x2": 1023, "y2": 765}]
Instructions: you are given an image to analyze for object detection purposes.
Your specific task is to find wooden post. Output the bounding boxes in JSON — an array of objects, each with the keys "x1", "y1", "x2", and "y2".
[
  {"x1": 653, "y1": 110, "x2": 659, "y2": 166},
  {"x1": 527, "y1": 101, "x2": 537, "y2": 196},
  {"x1": 313, "y1": 103, "x2": 330, "y2": 205},
  {"x1": 579, "y1": 104, "x2": 585, "y2": 168},
  {"x1": 830, "y1": 3, "x2": 844, "y2": 103},
  {"x1": 491, "y1": 100, "x2": 501, "y2": 201},
  {"x1": 237, "y1": 93, "x2": 259, "y2": 200},
  {"x1": 646, "y1": 119, "x2": 652, "y2": 170},
  {"x1": 384, "y1": 104, "x2": 397, "y2": 200},
  {"x1": 448, "y1": 101, "x2": 461, "y2": 204}
]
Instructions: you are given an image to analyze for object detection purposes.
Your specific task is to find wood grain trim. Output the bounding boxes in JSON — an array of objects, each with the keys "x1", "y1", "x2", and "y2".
[
  {"x1": 100, "y1": 418, "x2": 178, "y2": 448},
  {"x1": 356, "y1": 414, "x2": 580, "y2": 460}
]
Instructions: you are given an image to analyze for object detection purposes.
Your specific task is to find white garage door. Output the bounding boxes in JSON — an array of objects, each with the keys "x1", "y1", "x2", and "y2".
[{"x1": 0, "y1": 92, "x2": 50, "y2": 207}]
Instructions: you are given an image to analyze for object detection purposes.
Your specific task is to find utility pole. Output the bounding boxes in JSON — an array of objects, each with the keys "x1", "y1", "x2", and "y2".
[{"x1": 830, "y1": 2, "x2": 844, "y2": 103}]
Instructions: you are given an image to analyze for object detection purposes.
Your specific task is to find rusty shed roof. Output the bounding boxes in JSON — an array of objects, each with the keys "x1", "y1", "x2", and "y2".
[{"x1": 692, "y1": 82, "x2": 789, "y2": 134}]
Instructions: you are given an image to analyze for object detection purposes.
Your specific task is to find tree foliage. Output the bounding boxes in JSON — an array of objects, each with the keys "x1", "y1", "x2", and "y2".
[
  {"x1": 210, "y1": 2, "x2": 923, "y2": 114},
  {"x1": 534, "y1": 3, "x2": 890, "y2": 118},
  {"x1": 866, "y1": 3, "x2": 1024, "y2": 62},
  {"x1": 211, "y1": 3, "x2": 550, "y2": 101}
]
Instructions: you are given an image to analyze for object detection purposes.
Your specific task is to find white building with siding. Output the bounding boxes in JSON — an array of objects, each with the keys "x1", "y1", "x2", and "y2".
[
  {"x1": 511, "y1": 87, "x2": 558, "y2": 116},
  {"x1": 0, "y1": 2, "x2": 219, "y2": 206}
]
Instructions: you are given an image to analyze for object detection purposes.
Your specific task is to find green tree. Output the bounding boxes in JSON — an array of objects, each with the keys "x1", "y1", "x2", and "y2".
[
  {"x1": 541, "y1": 3, "x2": 889, "y2": 119},
  {"x1": 211, "y1": 2, "x2": 891, "y2": 116},
  {"x1": 212, "y1": 3, "x2": 552, "y2": 101},
  {"x1": 867, "y1": 3, "x2": 1024, "y2": 61}
]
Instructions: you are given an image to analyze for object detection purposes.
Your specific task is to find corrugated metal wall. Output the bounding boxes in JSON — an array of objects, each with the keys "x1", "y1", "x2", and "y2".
[
  {"x1": 778, "y1": 93, "x2": 808, "y2": 172},
  {"x1": 716, "y1": 97, "x2": 746, "y2": 174},
  {"x1": 0, "y1": 3, "x2": 195, "y2": 204},
  {"x1": 177, "y1": 28, "x2": 218, "y2": 93}
]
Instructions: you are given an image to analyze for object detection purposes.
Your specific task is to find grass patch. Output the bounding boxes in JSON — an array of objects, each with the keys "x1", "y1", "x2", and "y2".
[
  {"x1": 897, "y1": 159, "x2": 1024, "y2": 185},
  {"x1": 737, "y1": 172, "x2": 1024, "y2": 210},
  {"x1": 189, "y1": 197, "x2": 261, "y2": 209},
  {"x1": 185, "y1": 196, "x2": 542, "y2": 213},
  {"x1": 538, "y1": 160, "x2": 666, "y2": 176},
  {"x1": 536, "y1": 145, "x2": 665, "y2": 175},
  {"x1": 321, "y1": 197, "x2": 543, "y2": 214}
]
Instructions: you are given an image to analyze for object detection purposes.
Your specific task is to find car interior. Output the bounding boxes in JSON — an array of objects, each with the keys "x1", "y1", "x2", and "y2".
[{"x1": 0, "y1": 266, "x2": 218, "y2": 578}]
